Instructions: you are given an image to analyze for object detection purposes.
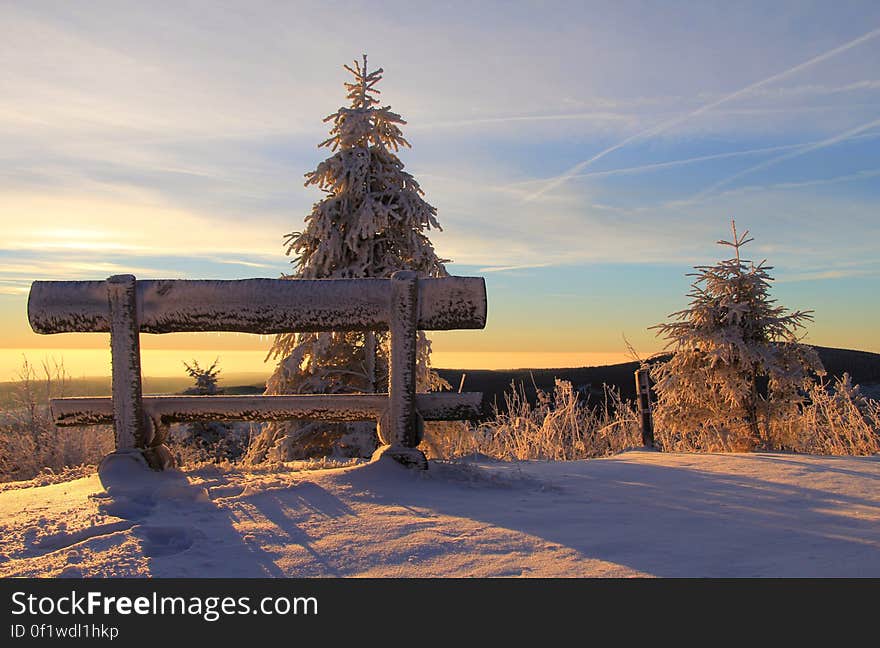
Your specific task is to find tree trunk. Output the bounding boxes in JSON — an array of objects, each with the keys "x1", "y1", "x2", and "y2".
[{"x1": 365, "y1": 331, "x2": 376, "y2": 393}]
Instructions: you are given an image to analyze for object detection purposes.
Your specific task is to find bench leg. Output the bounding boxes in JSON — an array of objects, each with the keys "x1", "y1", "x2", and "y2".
[
  {"x1": 378, "y1": 271, "x2": 427, "y2": 469},
  {"x1": 106, "y1": 274, "x2": 158, "y2": 469},
  {"x1": 143, "y1": 416, "x2": 177, "y2": 471},
  {"x1": 375, "y1": 410, "x2": 427, "y2": 469}
]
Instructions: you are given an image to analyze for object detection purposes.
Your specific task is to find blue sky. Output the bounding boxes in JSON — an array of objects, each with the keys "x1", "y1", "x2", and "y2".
[{"x1": 1, "y1": 1, "x2": 879, "y2": 377}]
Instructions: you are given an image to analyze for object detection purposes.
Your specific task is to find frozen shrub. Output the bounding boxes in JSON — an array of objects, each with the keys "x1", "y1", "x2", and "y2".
[{"x1": 0, "y1": 358, "x2": 112, "y2": 483}]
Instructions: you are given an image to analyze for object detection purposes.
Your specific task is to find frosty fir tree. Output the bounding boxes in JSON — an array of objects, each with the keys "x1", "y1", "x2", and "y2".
[
  {"x1": 649, "y1": 222, "x2": 824, "y2": 451},
  {"x1": 179, "y1": 359, "x2": 245, "y2": 463},
  {"x1": 247, "y1": 55, "x2": 450, "y2": 463}
]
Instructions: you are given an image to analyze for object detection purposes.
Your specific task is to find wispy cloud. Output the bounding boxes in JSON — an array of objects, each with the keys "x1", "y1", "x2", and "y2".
[
  {"x1": 0, "y1": 194, "x2": 286, "y2": 261},
  {"x1": 0, "y1": 287, "x2": 29, "y2": 295},
  {"x1": 687, "y1": 116, "x2": 880, "y2": 202},
  {"x1": 410, "y1": 111, "x2": 636, "y2": 130},
  {"x1": 0, "y1": 279, "x2": 31, "y2": 295},
  {"x1": 477, "y1": 263, "x2": 557, "y2": 273},
  {"x1": 523, "y1": 25, "x2": 880, "y2": 201},
  {"x1": 705, "y1": 167, "x2": 880, "y2": 200},
  {"x1": 0, "y1": 259, "x2": 186, "y2": 281},
  {"x1": 215, "y1": 259, "x2": 276, "y2": 269},
  {"x1": 505, "y1": 133, "x2": 880, "y2": 188},
  {"x1": 743, "y1": 79, "x2": 880, "y2": 99},
  {"x1": 777, "y1": 268, "x2": 879, "y2": 283}
]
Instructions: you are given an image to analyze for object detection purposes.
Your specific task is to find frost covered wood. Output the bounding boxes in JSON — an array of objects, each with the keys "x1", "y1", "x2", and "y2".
[
  {"x1": 28, "y1": 276, "x2": 486, "y2": 334},
  {"x1": 106, "y1": 275, "x2": 147, "y2": 452},
  {"x1": 50, "y1": 392, "x2": 484, "y2": 426},
  {"x1": 387, "y1": 272, "x2": 419, "y2": 444},
  {"x1": 28, "y1": 271, "x2": 487, "y2": 471}
]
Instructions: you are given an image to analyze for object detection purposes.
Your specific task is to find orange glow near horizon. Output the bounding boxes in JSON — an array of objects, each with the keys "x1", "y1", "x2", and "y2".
[{"x1": 0, "y1": 347, "x2": 634, "y2": 382}]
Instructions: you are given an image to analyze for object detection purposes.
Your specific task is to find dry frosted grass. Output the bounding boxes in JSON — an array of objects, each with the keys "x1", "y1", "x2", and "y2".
[
  {"x1": 423, "y1": 379, "x2": 643, "y2": 461},
  {"x1": 0, "y1": 359, "x2": 113, "y2": 483},
  {"x1": 769, "y1": 374, "x2": 880, "y2": 455},
  {"x1": 654, "y1": 372, "x2": 880, "y2": 455},
  {"x1": 426, "y1": 374, "x2": 880, "y2": 461}
]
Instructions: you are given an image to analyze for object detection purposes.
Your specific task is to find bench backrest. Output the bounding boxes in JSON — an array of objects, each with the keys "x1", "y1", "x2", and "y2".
[{"x1": 29, "y1": 276, "x2": 486, "y2": 334}]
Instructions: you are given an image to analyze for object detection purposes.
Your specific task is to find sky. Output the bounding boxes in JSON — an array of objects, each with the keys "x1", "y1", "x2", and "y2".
[{"x1": 1, "y1": 1, "x2": 879, "y2": 380}]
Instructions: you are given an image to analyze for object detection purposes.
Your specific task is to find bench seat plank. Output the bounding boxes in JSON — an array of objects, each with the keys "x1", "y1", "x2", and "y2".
[{"x1": 51, "y1": 392, "x2": 485, "y2": 426}]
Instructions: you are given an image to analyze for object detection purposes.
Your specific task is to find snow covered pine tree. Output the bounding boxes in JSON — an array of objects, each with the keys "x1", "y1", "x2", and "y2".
[
  {"x1": 179, "y1": 359, "x2": 244, "y2": 463},
  {"x1": 246, "y1": 55, "x2": 451, "y2": 463},
  {"x1": 649, "y1": 221, "x2": 825, "y2": 451}
]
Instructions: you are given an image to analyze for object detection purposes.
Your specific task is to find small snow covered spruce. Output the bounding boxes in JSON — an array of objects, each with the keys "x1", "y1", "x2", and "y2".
[
  {"x1": 246, "y1": 55, "x2": 450, "y2": 463},
  {"x1": 178, "y1": 359, "x2": 245, "y2": 463},
  {"x1": 649, "y1": 221, "x2": 825, "y2": 451}
]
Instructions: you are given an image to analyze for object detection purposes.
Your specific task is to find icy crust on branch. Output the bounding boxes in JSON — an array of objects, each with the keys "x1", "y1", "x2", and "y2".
[
  {"x1": 649, "y1": 222, "x2": 825, "y2": 451},
  {"x1": 293, "y1": 145, "x2": 443, "y2": 279},
  {"x1": 253, "y1": 55, "x2": 452, "y2": 462}
]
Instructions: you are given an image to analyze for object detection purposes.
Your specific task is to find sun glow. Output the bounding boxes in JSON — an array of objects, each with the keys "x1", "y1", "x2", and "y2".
[{"x1": 0, "y1": 348, "x2": 633, "y2": 383}]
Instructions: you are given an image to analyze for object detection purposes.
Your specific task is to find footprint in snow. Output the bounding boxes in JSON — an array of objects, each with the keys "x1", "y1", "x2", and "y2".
[
  {"x1": 99, "y1": 495, "x2": 156, "y2": 521},
  {"x1": 137, "y1": 526, "x2": 195, "y2": 558}
]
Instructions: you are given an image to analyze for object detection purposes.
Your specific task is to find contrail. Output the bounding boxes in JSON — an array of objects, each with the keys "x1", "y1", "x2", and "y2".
[
  {"x1": 498, "y1": 131, "x2": 880, "y2": 196},
  {"x1": 509, "y1": 141, "x2": 835, "y2": 186},
  {"x1": 560, "y1": 131, "x2": 880, "y2": 181},
  {"x1": 685, "y1": 116, "x2": 880, "y2": 203},
  {"x1": 524, "y1": 25, "x2": 880, "y2": 202}
]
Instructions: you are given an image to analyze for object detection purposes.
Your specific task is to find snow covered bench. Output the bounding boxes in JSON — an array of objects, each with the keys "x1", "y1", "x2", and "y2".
[{"x1": 27, "y1": 271, "x2": 487, "y2": 470}]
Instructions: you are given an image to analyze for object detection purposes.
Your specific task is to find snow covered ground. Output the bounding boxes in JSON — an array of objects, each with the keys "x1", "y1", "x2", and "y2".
[{"x1": 1, "y1": 450, "x2": 878, "y2": 578}]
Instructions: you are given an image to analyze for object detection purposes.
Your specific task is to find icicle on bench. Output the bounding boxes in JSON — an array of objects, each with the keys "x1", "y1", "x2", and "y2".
[{"x1": 27, "y1": 271, "x2": 487, "y2": 471}]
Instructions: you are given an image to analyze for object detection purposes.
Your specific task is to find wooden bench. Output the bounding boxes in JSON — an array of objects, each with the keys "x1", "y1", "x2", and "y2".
[{"x1": 27, "y1": 271, "x2": 487, "y2": 470}]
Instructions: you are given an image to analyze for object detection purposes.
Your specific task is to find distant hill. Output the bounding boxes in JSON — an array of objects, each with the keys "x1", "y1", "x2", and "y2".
[
  {"x1": 2, "y1": 345, "x2": 877, "y2": 412},
  {"x1": 436, "y1": 345, "x2": 880, "y2": 414},
  {"x1": 808, "y1": 346, "x2": 880, "y2": 386}
]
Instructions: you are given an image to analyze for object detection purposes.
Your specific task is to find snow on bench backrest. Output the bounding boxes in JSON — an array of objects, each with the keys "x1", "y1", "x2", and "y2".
[
  {"x1": 28, "y1": 276, "x2": 486, "y2": 334},
  {"x1": 27, "y1": 271, "x2": 487, "y2": 471}
]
